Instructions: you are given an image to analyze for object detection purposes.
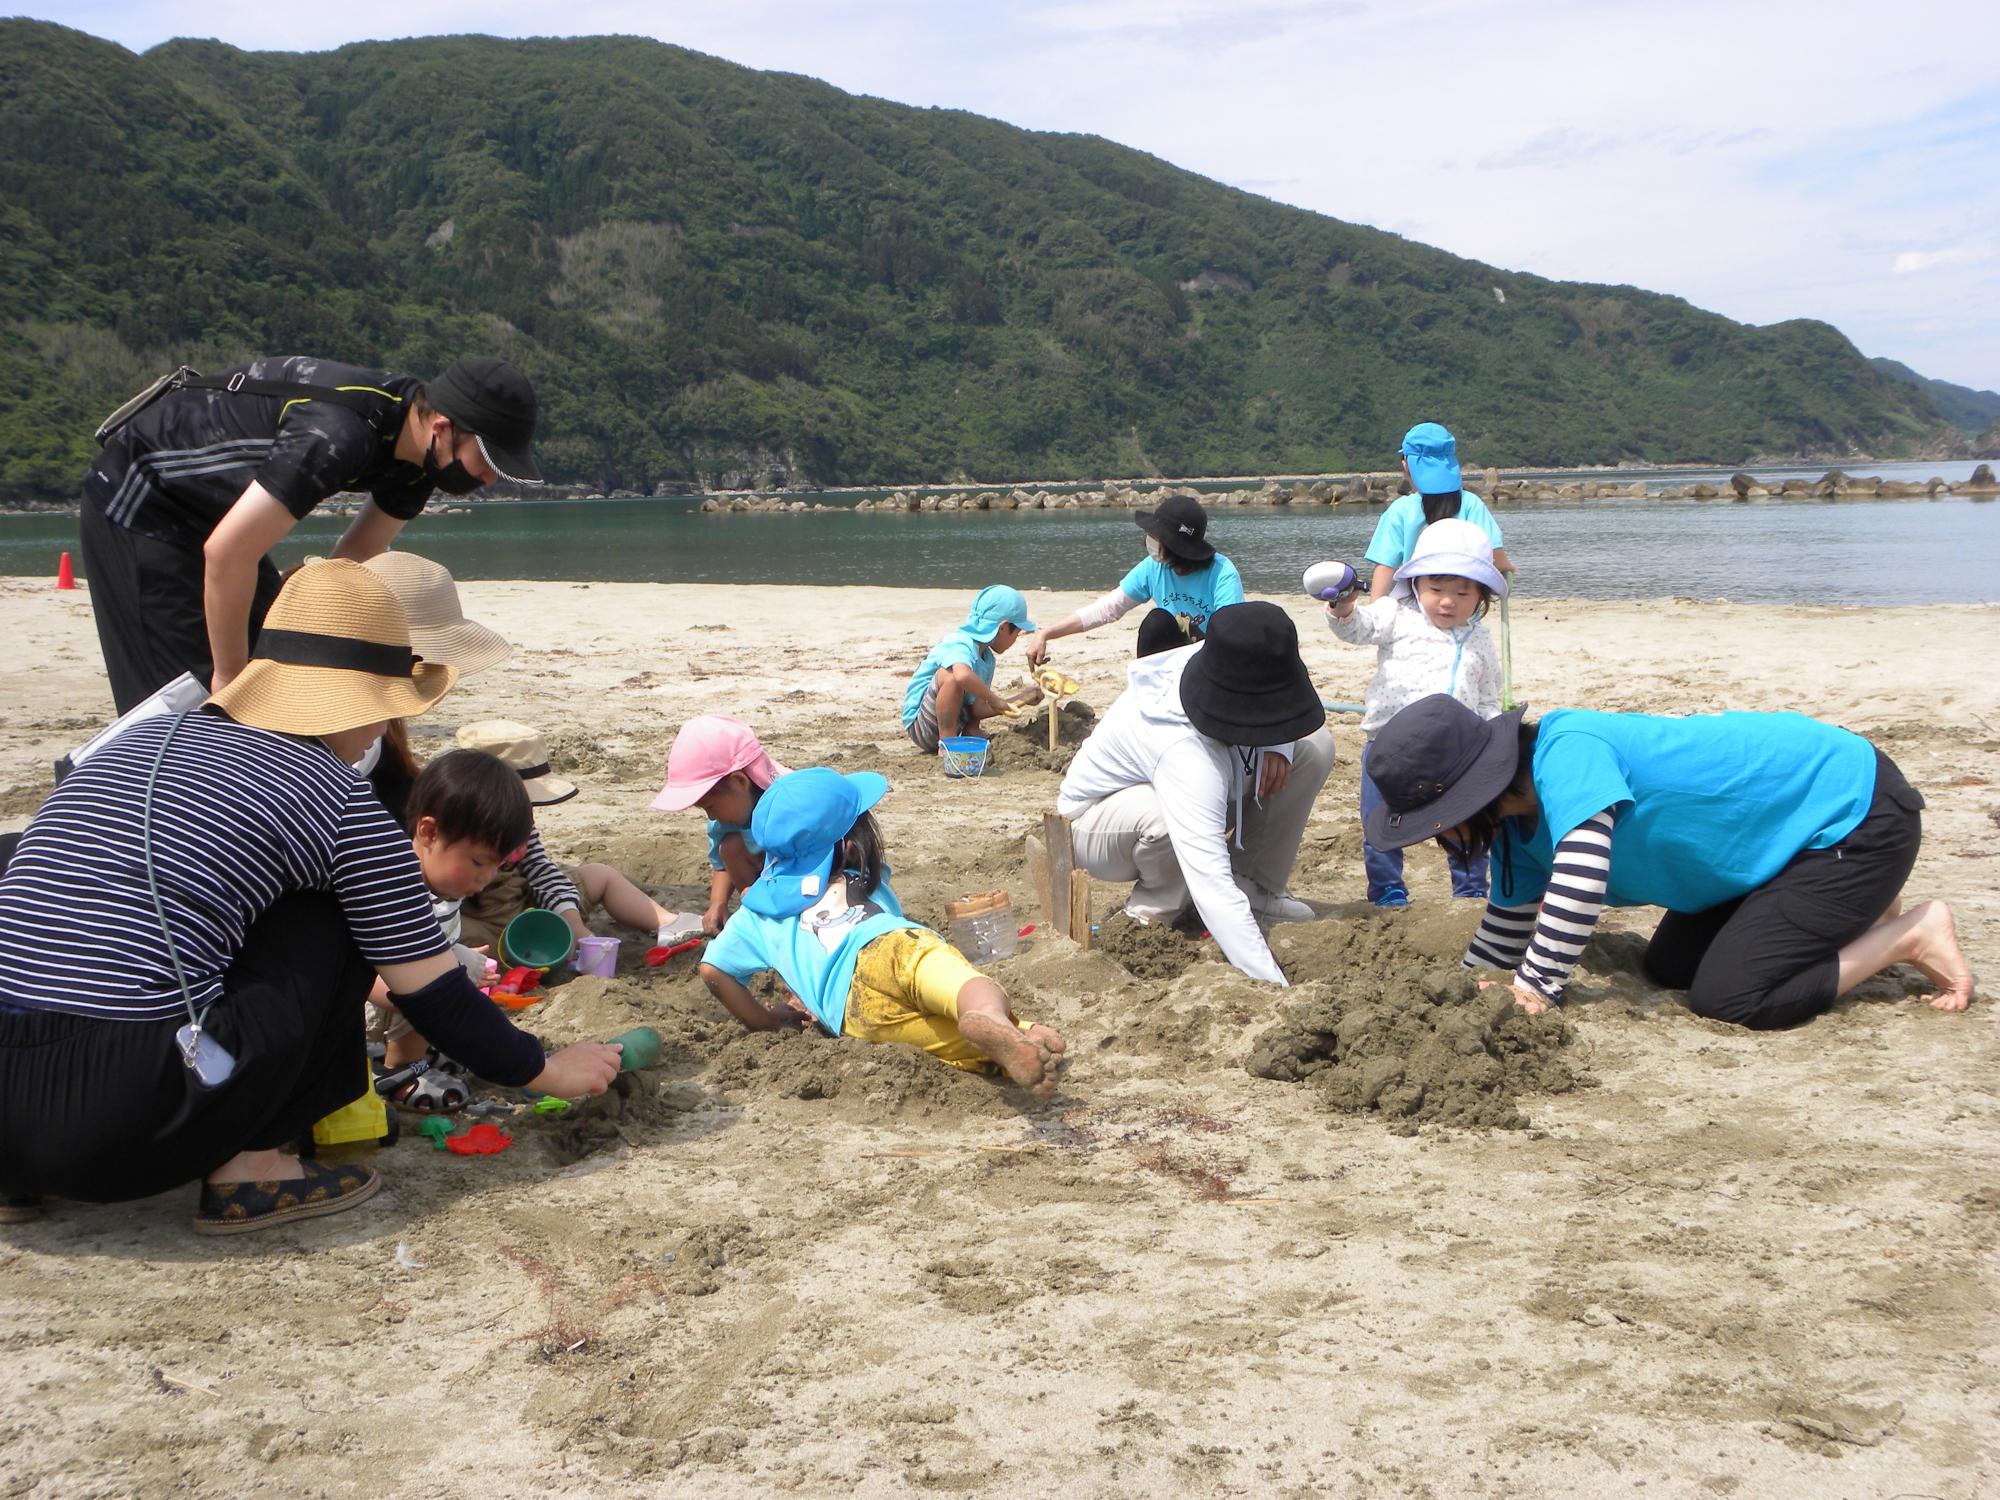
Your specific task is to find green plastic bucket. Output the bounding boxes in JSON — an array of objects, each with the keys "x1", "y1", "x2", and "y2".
[{"x1": 501, "y1": 908, "x2": 575, "y2": 970}]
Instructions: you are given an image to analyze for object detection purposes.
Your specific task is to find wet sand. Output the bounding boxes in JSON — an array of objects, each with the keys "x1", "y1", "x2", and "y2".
[{"x1": 1, "y1": 579, "x2": 1996, "y2": 1498}]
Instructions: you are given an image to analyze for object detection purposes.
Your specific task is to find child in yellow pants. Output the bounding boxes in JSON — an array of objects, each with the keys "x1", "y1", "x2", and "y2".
[{"x1": 698, "y1": 768, "x2": 1066, "y2": 1099}]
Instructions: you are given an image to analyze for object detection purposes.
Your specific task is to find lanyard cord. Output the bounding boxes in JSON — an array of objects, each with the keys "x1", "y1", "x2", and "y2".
[{"x1": 140, "y1": 712, "x2": 208, "y2": 1035}]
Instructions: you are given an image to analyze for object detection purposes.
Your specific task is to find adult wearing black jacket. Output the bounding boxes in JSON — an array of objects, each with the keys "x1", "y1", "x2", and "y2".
[{"x1": 81, "y1": 354, "x2": 541, "y2": 712}]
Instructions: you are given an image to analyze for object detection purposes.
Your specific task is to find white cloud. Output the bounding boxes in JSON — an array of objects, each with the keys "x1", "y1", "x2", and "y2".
[{"x1": 1894, "y1": 246, "x2": 1991, "y2": 274}]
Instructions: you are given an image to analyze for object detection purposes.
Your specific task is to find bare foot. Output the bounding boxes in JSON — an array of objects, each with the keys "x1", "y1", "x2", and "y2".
[
  {"x1": 206, "y1": 1148, "x2": 306, "y2": 1186},
  {"x1": 962, "y1": 1015, "x2": 1068, "y2": 1101},
  {"x1": 1905, "y1": 900, "x2": 1976, "y2": 1011}
]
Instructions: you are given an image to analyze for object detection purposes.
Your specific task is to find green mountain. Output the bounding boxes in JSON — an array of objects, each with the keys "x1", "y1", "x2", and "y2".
[
  {"x1": 1868, "y1": 358, "x2": 2000, "y2": 436},
  {"x1": 0, "y1": 20, "x2": 1962, "y2": 500}
]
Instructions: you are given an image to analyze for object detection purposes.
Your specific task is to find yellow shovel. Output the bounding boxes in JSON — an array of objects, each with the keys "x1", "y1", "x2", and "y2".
[{"x1": 1032, "y1": 666, "x2": 1082, "y2": 751}]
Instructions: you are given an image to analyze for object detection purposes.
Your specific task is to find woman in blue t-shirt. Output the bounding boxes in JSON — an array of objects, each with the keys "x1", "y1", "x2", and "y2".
[
  {"x1": 1359, "y1": 695, "x2": 1974, "y2": 1029},
  {"x1": 1363, "y1": 423, "x2": 1514, "y2": 600},
  {"x1": 1023, "y1": 494, "x2": 1245, "y2": 666}
]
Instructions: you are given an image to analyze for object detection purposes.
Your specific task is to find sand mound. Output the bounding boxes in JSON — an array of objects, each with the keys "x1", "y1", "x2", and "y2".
[
  {"x1": 986, "y1": 698, "x2": 1097, "y2": 772},
  {"x1": 1094, "y1": 909, "x2": 1208, "y2": 980},
  {"x1": 705, "y1": 1028, "x2": 1018, "y2": 1120},
  {"x1": 1247, "y1": 913, "x2": 1584, "y2": 1132}
]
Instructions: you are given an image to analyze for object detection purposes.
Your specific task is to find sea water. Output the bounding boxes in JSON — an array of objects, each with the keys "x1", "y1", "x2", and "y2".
[{"x1": 4, "y1": 465, "x2": 1995, "y2": 605}]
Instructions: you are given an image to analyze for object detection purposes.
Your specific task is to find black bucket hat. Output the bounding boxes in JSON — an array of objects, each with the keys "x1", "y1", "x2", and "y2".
[
  {"x1": 429, "y1": 356, "x2": 542, "y2": 484},
  {"x1": 1364, "y1": 694, "x2": 1528, "y2": 849},
  {"x1": 1178, "y1": 602, "x2": 1324, "y2": 747},
  {"x1": 1134, "y1": 493, "x2": 1215, "y2": 562}
]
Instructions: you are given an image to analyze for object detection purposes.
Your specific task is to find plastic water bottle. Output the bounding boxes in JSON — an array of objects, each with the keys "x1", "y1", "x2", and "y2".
[{"x1": 945, "y1": 891, "x2": 1017, "y2": 963}]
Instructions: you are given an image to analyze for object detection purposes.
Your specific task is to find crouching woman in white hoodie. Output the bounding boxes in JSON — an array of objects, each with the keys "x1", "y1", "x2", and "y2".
[{"x1": 1056, "y1": 602, "x2": 1335, "y2": 986}]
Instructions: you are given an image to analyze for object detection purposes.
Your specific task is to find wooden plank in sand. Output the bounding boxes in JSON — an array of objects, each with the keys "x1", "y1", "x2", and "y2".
[{"x1": 1026, "y1": 812, "x2": 1092, "y2": 951}]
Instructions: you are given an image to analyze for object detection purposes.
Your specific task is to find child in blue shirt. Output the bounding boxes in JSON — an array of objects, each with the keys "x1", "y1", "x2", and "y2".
[
  {"x1": 1364, "y1": 423, "x2": 1514, "y2": 600},
  {"x1": 1023, "y1": 494, "x2": 1245, "y2": 665},
  {"x1": 902, "y1": 585, "x2": 1041, "y2": 753},
  {"x1": 698, "y1": 768, "x2": 1067, "y2": 1098}
]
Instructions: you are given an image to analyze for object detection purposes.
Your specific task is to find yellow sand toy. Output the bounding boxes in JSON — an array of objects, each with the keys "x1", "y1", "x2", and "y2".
[{"x1": 1031, "y1": 666, "x2": 1082, "y2": 750}]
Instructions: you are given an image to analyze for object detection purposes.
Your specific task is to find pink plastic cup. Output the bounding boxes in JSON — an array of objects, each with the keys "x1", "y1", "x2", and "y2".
[{"x1": 572, "y1": 935, "x2": 620, "y2": 978}]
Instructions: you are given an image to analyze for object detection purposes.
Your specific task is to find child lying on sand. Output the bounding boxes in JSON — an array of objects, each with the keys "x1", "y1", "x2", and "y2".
[{"x1": 697, "y1": 768, "x2": 1067, "y2": 1099}]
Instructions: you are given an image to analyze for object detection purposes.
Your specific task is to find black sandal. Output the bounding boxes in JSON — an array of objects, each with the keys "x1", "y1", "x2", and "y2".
[{"x1": 192, "y1": 1161, "x2": 380, "y2": 1236}]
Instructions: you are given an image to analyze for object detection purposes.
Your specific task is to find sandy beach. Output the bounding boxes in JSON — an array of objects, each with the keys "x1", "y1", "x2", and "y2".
[{"x1": 1, "y1": 576, "x2": 1996, "y2": 1499}]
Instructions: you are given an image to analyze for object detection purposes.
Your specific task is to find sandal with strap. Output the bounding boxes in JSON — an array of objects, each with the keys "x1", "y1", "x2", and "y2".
[
  {"x1": 374, "y1": 1055, "x2": 471, "y2": 1114},
  {"x1": 192, "y1": 1160, "x2": 380, "y2": 1236}
]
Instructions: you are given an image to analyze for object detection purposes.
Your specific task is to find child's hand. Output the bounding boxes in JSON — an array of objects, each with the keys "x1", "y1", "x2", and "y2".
[
  {"x1": 762, "y1": 1004, "x2": 809, "y2": 1031},
  {"x1": 562, "y1": 909, "x2": 590, "y2": 942},
  {"x1": 702, "y1": 904, "x2": 727, "y2": 937},
  {"x1": 529, "y1": 1040, "x2": 623, "y2": 1098},
  {"x1": 1023, "y1": 631, "x2": 1051, "y2": 667}
]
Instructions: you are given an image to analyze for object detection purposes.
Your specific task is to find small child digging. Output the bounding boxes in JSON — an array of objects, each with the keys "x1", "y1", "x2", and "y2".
[
  {"x1": 901, "y1": 586, "x2": 1043, "y2": 754},
  {"x1": 652, "y1": 715, "x2": 790, "y2": 936}
]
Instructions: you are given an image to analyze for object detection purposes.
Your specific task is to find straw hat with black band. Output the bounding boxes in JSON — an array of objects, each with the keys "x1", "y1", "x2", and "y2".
[
  {"x1": 1363, "y1": 694, "x2": 1529, "y2": 850},
  {"x1": 1177, "y1": 602, "x2": 1325, "y2": 746},
  {"x1": 208, "y1": 560, "x2": 455, "y2": 735},
  {"x1": 362, "y1": 551, "x2": 512, "y2": 677}
]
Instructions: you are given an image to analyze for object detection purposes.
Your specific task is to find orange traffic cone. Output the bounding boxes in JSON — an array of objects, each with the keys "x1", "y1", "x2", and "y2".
[{"x1": 55, "y1": 552, "x2": 76, "y2": 590}]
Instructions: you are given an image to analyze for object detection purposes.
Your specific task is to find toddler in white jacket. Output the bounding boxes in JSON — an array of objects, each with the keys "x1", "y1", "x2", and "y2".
[{"x1": 1326, "y1": 518, "x2": 1506, "y2": 905}]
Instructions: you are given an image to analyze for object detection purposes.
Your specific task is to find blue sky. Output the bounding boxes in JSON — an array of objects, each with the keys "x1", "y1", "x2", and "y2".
[{"x1": 26, "y1": 0, "x2": 2000, "y2": 391}]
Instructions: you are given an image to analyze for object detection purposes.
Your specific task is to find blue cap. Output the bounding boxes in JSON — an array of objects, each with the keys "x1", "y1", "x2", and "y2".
[
  {"x1": 963, "y1": 585, "x2": 1036, "y2": 644},
  {"x1": 744, "y1": 768, "x2": 890, "y2": 917},
  {"x1": 1399, "y1": 422, "x2": 1462, "y2": 495}
]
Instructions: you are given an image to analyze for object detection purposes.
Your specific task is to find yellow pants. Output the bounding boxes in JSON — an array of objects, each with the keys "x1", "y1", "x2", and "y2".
[{"x1": 843, "y1": 928, "x2": 1027, "y2": 1073}]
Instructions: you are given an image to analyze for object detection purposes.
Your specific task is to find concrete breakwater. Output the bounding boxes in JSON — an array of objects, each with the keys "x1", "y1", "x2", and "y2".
[{"x1": 699, "y1": 465, "x2": 1999, "y2": 515}]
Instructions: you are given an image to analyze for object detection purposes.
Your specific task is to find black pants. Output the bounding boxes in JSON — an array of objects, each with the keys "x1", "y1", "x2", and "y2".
[
  {"x1": 1641, "y1": 751, "x2": 1924, "y2": 1029},
  {"x1": 0, "y1": 894, "x2": 373, "y2": 1201},
  {"x1": 78, "y1": 497, "x2": 282, "y2": 714},
  {"x1": 1135, "y1": 608, "x2": 1202, "y2": 658}
]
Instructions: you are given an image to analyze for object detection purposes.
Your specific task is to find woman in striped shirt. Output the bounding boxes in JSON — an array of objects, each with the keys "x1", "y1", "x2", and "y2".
[
  {"x1": 0, "y1": 561, "x2": 620, "y2": 1234},
  {"x1": 1361, "y1": 695, "x2": 1975, "y2": 1028}
]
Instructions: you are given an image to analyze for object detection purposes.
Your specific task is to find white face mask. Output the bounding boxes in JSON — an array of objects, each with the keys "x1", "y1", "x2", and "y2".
[
  {"x1": 351, "y1": 737, "x2": 384, "y2": 775},
  {"x1": 1145, "y1": 535, "x2": 1166, "y2": 561}
]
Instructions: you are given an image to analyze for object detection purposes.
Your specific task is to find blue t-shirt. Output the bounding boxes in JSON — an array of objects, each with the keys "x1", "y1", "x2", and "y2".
[
  {"x1": 1118, "y1": 554, "x2": 1245, "y2": 634},
  {"x1": 703, "y1": 878, "x2": 913, "y2": 1034},
  {"x1": 901, "y1": 629, "x2": 994, "y2": 727},
  {"x1": 706, "y1": 820, "x2": 763, "y2": 872},
  {"x1": 1363, "y1": 492, "x2": 1504, "y2": 571},
  {"x1": 1495, "y1": 710, "x2": 1879, "y2": 914}
]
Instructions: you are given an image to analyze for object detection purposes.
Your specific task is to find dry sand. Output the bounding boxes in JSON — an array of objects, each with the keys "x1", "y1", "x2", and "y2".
[{"x1": 2, "y1": 577, "x2": 1997, "y2": 1499}]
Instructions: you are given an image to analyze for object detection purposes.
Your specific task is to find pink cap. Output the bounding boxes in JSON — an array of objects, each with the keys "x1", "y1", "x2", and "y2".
[{"x1": 651, "y1": 715, "x2": 789, "y2": 812}]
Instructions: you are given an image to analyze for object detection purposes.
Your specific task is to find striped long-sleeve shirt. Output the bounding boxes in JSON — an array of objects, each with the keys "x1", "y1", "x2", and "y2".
[
  {"x1": 0, "y1": 709, "x2": 448, "y2": 1021},
  {"x1": 1461, "y1": 810, "x2": 1616, "y2": 1005}
]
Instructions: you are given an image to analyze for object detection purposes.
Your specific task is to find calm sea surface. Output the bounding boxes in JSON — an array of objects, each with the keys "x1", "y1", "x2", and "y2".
[{"x1": 5, "y1": 461, "x2": 1995, "y2": 604}]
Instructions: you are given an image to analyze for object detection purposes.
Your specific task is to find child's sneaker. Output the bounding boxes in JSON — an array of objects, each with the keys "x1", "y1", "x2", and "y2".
[{"x1": 1373, "y1": 886, "x2": 1410, "y2": 909}]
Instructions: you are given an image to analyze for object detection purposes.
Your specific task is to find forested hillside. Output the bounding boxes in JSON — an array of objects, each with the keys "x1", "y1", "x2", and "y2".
[{"x1": 0, "y1": 20, "x2": 1960, "y2": 499}]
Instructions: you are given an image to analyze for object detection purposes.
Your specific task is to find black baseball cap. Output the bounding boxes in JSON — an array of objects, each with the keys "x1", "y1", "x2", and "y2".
[
  {"x1": 429, "y1": 356, "x2": 542, "y2": 484},
  {"x1": 1134, "y1": 493, "x2": 1215, "y2": 562}
]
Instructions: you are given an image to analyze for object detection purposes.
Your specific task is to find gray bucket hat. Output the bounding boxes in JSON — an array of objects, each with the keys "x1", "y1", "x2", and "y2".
[{"x1": 1363, "y1": 695, "x2": 1527, "y2": 849}]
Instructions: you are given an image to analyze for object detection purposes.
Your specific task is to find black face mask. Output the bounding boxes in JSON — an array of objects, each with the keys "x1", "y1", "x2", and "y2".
[{"x1": 425, "y1": 432, "x2": 485, "y2": 495}]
